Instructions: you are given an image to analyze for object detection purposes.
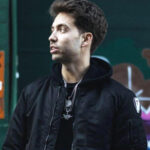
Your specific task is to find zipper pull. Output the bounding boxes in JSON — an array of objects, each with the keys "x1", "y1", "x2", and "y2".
[
  {"x1": 64, "y1": 79, "x2": 67, "y2": 88},
  {"x1": 57, "y1": 86, "x2": 61, "y2": 98}
]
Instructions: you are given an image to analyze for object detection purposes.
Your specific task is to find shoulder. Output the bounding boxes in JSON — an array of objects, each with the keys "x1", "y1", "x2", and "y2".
[
  {"x1": 102, "y1": 78, "x2": 138, "y2": 112},
  {"x1": 20, "y1": 75, "x2": 52, "y2": 102},
  {"x1": 24, "y1": 75, "x2": 51, "y2": 92},
  {"x1": 17, "y1": 75, "x2": 52, "y2": 113},
  {"x1": 102, "y1": 78, "x2": 135, "y2": 97}
]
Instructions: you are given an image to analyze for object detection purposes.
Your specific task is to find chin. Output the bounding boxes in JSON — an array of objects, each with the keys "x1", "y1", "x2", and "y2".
[
  {"x1": 52, "y1": 55, "x2": 63, "y2": 62},
  {"x1": 52, "y1": 56, "x2": 70, "y2": 64}
]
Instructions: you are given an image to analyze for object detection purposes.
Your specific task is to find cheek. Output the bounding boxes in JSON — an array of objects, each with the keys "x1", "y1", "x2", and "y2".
[
  {"x1": 69, "y1": 36, "x2": 81, "y2": 48},
  {"x1": 59, "y1": 35, "x2": 69, "y2": 45},
  {"x1": 61, "y1": 37, "x2": 81, "y2": 49}
]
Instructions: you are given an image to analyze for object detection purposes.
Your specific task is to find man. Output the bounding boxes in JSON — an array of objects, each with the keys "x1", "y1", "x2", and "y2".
[{"x1": 2, "y1": 0, "x2": 147, "y2": 150}]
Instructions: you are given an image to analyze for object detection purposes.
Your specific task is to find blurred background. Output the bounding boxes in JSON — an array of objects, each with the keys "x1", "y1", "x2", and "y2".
[{"x1": 0, "y1": 0, "x2": 150, "y2": 149}]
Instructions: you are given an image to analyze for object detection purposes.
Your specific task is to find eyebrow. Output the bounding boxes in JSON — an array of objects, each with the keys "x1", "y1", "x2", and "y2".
[{"x1": 51, "y1": 23, "x2": 69, "y2": 31}]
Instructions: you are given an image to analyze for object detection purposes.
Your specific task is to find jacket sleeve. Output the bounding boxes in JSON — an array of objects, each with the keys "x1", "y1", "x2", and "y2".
[
  {"x1": 2, "y1": 88, "x2": 27, "y2": 150},
  {"x1": 112, "y1": 89, "x2": 147, "y2": 150}
]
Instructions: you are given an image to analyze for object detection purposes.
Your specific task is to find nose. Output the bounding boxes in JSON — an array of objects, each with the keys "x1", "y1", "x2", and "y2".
[{"x1": 48, "y1": 31, "x2": 57, "y2": 43}]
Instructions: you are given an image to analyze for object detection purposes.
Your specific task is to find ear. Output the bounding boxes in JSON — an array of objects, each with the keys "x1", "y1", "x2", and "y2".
[{"x1": 81, "y1": 32, "x2": 93, "y2": 47}]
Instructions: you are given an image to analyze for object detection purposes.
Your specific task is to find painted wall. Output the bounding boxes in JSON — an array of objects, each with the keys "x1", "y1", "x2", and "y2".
[{"x1": 94, "y1": 1, "x2": 150, "y2": 148}]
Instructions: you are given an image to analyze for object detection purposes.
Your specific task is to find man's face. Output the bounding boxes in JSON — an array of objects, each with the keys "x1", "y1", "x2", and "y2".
[{"x1": 49, "y1": 12, "x2": 83, "y2": 63}]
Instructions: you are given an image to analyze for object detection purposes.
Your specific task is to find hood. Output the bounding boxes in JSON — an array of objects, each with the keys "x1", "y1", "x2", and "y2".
[{"x1": 51, "y1": 57, "x2": 112, "y2": 87}]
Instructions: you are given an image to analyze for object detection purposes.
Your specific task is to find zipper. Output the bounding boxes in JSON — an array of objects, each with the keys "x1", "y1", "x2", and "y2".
[
  {"x1": 71, "y1": 88, "x2": 81, "y2": 150},
  {"x1": 43, "y1": 86, "x2": 61, "y2": 150}
]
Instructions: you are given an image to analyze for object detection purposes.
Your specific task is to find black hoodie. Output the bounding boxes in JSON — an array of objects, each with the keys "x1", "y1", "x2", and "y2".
[{"x1": 2, "y1": 58, "x2": 147, "y2": 150}]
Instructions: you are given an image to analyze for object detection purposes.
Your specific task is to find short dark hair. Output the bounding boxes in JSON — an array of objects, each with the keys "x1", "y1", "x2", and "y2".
[{"x1": 49, "y1": 0, "x2": 108, "y2": 53}]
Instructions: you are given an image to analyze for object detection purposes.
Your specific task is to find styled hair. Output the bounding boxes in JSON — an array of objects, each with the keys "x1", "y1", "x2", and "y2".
[{"x1": 49, "y1": 0, "x2": 108, "y2": 53}]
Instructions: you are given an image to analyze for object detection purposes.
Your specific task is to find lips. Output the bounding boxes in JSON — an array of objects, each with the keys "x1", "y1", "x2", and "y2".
[{"x1": 50, "y1": 46, "x2": 59, "y2": 54}]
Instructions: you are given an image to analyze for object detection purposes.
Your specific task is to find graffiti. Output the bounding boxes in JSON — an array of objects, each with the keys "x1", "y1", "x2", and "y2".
[
  {"x1": 0, "y1": 51, "x2": 4, "y2": 119},
  {"x1": 143, "y1": 49, "x2": 150, "y2": 67},
  {"x1": 112, "y1": 48, "x2": 150, "y2": 148}
]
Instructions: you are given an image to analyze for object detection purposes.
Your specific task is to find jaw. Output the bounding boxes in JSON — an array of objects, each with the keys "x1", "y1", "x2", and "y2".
[{"x1": 51, "y1": 53, "x2": 63, "y2": 62}]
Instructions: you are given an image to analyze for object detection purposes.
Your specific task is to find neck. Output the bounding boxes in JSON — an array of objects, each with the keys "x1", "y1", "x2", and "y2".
[{"x1": 62, "y1": 58, "x2": 90, "y2": 83}]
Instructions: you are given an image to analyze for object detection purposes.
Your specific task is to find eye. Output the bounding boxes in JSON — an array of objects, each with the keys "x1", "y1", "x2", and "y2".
[{"x1": 59, "y1": 26, "x2": 68, "y2": 33}]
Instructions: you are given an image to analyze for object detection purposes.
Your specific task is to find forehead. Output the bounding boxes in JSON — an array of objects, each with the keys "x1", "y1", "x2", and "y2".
[{"x1": 52, "y1": 12, "x2": 75, "y2": 28}]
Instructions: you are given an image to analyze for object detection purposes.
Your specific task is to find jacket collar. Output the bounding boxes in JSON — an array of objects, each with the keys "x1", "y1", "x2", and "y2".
[{"x1": 51, "y1": 57, "x2": 112, "y2": 87}]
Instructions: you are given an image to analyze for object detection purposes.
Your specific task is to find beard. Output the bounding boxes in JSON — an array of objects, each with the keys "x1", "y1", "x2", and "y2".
[{"x1": 51, "y1": 47, "x2": 79, "y2": 64}]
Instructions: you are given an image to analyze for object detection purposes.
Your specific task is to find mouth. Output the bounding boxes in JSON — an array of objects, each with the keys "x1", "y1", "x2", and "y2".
[{"x1": 50, "y1": 46, "x2": 59, "y2": 54}]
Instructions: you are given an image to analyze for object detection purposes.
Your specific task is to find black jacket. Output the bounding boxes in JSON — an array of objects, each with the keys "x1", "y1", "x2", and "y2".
[{"x1": 2, "y1": 58, "x2": 147, "y2": 150}]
